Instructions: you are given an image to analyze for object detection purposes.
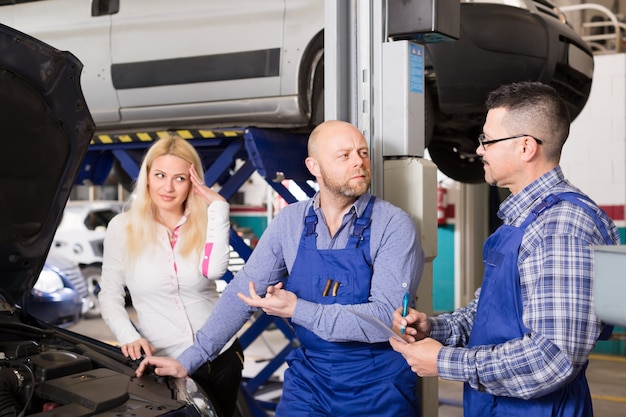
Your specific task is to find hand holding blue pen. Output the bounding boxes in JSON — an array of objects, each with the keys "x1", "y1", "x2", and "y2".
[{"x1": 400, "y1": 292, "x2": 409, "y2": 335}]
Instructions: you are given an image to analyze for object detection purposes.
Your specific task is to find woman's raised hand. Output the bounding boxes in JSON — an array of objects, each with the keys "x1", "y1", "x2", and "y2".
[{"x1": 190, "y1": 164, "x2": 226, "y2": 204}]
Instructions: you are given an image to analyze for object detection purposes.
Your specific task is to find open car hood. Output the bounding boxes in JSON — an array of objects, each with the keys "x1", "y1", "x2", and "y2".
[{"x1": 0, "y1": 23, "x2": 94, "y2": 306}]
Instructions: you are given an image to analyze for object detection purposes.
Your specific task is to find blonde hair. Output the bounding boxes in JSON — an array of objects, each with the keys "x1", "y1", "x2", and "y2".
[{"x1": 125, "y1": 134, "x2": 208, "y2": 261}]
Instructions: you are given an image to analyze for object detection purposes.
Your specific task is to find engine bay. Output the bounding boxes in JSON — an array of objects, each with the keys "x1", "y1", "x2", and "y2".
[{"x1": 0, "y1": 316, "x2": 195, "y2": 417}]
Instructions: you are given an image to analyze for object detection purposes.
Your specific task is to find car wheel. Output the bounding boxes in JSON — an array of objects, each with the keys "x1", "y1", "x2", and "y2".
[
  {"x1": 81, "y1": 265, "x2": 102, "y2": 318},
  {"x1": 311, "y1": 54, "x2": 324, "y2": 127},
  {"x1": 428, "y1": 135, "x2": 486, "y2": 184}
]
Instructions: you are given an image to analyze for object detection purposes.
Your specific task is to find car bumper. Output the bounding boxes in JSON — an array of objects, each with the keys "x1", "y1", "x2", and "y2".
[{"x1": 26, "y1": 289, "x2": 82, "y2": 328}]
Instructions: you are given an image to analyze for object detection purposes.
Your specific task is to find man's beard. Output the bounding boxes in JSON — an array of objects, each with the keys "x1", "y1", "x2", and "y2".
[{"x1": 324, "y1": 170, "x2": 371, "y2": 198}]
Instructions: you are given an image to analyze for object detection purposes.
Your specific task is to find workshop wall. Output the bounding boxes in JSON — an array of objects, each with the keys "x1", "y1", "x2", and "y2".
[
  {"x1": 562, "y1": 52, "x2": 626, "y2": 354},
  {"x1": 563, "y1": 52, "x2": 626, "y2": 233}
]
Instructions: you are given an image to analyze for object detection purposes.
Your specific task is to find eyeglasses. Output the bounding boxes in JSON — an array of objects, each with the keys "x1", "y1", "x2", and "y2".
[{"x1": 478, "y1": 133, "x2": 543, "y2": 150}]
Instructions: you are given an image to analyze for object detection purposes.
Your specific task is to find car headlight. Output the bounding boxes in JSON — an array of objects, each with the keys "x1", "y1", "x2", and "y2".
[
  {"x1": 34, "y1": 270, "x2": 64, "y2": 293},
  {"x1": 174, "y1": 377, "x2": 219, "y2": 417}
]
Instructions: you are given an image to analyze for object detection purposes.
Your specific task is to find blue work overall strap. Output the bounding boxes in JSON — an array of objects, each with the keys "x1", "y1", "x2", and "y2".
[
  {"x1": 347, "y1": 195, "x2": 376, "y2": 248},
  {"x1": 525, "y1": 192, "x2": 614, "y2": 244},
  {"x1": 304, "y1": 207, "x2": 318, "y2": 236}
]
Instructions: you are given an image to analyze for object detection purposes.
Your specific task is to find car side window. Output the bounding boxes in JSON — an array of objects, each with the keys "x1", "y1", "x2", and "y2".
[{"x1": 92, "y1": 0, "x2": 119, "y2": 16}]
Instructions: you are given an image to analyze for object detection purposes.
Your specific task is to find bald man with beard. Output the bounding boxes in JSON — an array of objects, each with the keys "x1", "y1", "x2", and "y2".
[{"x1": 138, "y1": 120, "x2": 425, "y2": 417}]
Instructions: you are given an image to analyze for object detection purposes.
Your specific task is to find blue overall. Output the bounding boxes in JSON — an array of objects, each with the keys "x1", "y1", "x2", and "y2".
[
  {"x1": 277, "y1": 196, "x2": 420, "y2": 417},
  {"x1": 464, "y1": 192, "x2": 615, "y2": 417}
]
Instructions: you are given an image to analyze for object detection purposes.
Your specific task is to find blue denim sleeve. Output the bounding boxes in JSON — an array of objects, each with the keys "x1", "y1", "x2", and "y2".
[{"x1": 177, "y1": 203, "x2": 300, "y2": 373}]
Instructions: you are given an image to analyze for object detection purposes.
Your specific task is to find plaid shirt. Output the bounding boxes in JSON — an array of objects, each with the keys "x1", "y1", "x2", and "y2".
[{"x1": 431, "y1": 166, "x2": 620, "y2": 399}]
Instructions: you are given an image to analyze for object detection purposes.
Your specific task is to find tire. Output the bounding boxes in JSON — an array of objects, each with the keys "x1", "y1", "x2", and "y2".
[
  {"x1": 427, "y1": 134, "x2": 486, "y2": 184},
  {"x1": 81, "y1": 265, "x2": 102, "y2": 318},
  {"x1": 310, "y1": 54, "x2": 324, "y2": 127}
]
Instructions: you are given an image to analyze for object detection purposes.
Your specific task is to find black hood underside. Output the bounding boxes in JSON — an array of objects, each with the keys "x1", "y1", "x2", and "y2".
[{"x1": 0, "y1": 23, "x2": 95, "y2": 306}]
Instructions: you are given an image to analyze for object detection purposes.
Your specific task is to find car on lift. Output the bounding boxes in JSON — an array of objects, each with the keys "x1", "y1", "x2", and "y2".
[
  {"x1": 0, "y1": 0, "x2": 593, "y2": 185},
  {"x1": 51, "y1": 200, "x2": 125, "y2": 317},
  {"x1": 423, "y1": 0, "x2": 594, "y2": 183},
  {"x1": 0, "y1": 22, "x2": 221, "y2": 417}
]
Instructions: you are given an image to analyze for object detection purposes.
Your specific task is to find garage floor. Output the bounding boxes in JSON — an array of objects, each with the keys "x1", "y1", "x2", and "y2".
[{"x1": 70, "y1": 310, "x2": 626, "y2": 416}]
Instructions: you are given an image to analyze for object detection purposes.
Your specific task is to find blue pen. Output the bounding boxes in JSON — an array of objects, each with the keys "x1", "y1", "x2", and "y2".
[{"x1": 400, "y1": 292, "x2": 409, "y2": 335}]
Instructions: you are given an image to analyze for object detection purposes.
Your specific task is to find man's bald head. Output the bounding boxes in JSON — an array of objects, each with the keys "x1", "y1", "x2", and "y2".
[{"x1": 308, "y1": 120, "x2": 363, "y2": 159}]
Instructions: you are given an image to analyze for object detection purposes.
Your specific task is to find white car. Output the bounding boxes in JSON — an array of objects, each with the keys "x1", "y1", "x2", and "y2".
[
  {"x1": 0, "y1": 0, "x2": 324, "y2": 133},
  {"x1": 51, "y1": 200, "x2": 125, "y2": 317},
  {"x1": 0, "y1": 0, "x2": 593, "y2": 184}
]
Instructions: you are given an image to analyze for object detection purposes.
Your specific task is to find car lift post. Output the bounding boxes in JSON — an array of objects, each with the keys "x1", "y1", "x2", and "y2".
[{"x1": 325, "y1": 1, "x2": 459, "y2": 416}]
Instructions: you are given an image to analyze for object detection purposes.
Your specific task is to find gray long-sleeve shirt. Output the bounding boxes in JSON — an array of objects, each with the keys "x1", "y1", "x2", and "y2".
[{"x1": 178, "y1": 192, "x2": 424, "y2": 373}]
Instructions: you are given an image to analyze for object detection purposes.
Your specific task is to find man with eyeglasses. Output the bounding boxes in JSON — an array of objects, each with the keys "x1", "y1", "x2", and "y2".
[{"x1": 390, "y1": 81, "x2": 620, "y2": 417}]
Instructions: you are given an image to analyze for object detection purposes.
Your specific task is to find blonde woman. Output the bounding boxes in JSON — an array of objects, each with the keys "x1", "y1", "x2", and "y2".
[{"x1": 100, "y1": 135, "x2": 242, "y2": 417}]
